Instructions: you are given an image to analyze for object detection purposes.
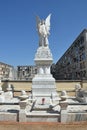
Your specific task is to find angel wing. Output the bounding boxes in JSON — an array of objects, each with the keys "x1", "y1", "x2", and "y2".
[
  {"x1": 45, "y1": 14, "x2": 51, "y2": 33},
  {"x1": 36, "y1": 16, "x2": 41, "y2": 31}
]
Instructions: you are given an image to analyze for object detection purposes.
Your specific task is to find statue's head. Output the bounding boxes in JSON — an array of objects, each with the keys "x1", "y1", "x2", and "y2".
[{"x1": 41, "y1": 20, "x2": 45, "y2": 25}]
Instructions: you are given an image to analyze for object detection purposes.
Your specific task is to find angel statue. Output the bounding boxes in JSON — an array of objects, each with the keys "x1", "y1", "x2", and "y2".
[{"x1": 36, "y1": 14, "x2": 51, "y2": 47}]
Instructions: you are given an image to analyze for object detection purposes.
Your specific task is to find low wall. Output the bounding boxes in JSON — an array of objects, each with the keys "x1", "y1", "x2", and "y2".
[
  {"x1": 56, "y1": 81, "x2": 81, "y2": 91},
  {"x1": 1, "y1": 80, "x2": 32, "y2": 91},
  {"x1": 1, "y1": 80, "x2": 87, "y2": 96},
  {"x1": 67, "y1": 113, "x2": 87, "y2": 122},
  {"x1": 0, "y1": 112, "x2": 18, "y2": 122},
  {"x1": 1, "y1": 80, "x2": 85, "y2": 91}
]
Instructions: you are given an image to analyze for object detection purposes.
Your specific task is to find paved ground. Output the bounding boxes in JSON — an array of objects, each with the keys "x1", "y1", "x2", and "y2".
[{"x1": 0, "y1": 121, "x2": 87, "y2": 130}]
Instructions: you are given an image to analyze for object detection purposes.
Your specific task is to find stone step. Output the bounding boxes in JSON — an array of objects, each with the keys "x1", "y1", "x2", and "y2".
[
  {"x1": 27, "y1": 111, "x2": 59, "y2": 116},
  {"x1": 32, "y1": 104, "x2": 50, "y2": 111}
]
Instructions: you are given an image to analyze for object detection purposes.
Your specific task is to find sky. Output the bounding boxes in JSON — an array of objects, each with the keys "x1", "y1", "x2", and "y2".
[{"x1": 0, "y1": 0, "x2": 87, "y2": 67}]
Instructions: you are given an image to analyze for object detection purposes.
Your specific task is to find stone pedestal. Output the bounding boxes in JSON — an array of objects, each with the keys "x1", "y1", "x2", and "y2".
[
  {"x1": 59, "y1": 101, "x2": 68, "y2": 123},
  {"x1": 19, "y1": 101, "x2": 27, "y2": 122},
  {"x1": 32, "y1": 46, "x2": 58, "y2": 103}
]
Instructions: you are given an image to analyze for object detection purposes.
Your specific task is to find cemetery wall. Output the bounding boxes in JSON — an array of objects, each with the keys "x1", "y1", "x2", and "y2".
[{"x1": 1, "y1": 80, "x2": 87, "y2": 91}]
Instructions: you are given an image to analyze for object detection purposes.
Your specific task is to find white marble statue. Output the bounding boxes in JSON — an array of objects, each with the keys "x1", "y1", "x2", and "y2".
[{"x1": 36, "y1": 14, "x2": 51, "y2": 47}]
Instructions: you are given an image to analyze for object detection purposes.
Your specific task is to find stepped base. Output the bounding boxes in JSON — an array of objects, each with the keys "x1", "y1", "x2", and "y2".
[
  {"x1": 32, "y1": 74, "x2": 58, "y2": 99},
  {"x1": 26, "y1": 112, "x2": 60, "y2": 122}
]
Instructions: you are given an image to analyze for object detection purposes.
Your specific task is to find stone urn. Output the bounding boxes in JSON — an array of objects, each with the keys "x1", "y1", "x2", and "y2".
[
  {"x1": 19, "y1": 90, "x2": 28, "y2": 101},
  {"x1": 60, "y1": 90, "x2": 68, "y2": 101}
]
